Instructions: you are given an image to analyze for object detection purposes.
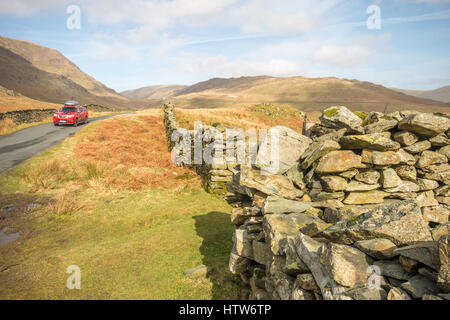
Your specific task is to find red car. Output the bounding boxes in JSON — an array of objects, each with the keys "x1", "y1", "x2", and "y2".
[{"x1": 53, "y1": 101, "x2": 89, "y2": 126}]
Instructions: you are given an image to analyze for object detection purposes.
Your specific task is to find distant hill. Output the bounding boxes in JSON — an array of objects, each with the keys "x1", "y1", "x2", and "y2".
[
  {"x1": 393, "y1": 86, "x2": 450, "y2": 103},
  {"x1": 0, "y1": 85, "x2": 59, "y2": 112},
  {"x1": 121, "y1": 85, "x2": 187, "y2": 100},
  {"x1": 163, "y1": 76, "x2": 449, "y2": 114},
  {"x1": 0, "y1": 36, "x2": 153, "y2": 110}
]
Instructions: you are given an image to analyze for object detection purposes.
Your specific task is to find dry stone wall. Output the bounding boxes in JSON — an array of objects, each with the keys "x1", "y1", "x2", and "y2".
[
  {"x1": 163, "y1": 103, "x2": 450, "y2": 300},
  {"x1": 0, "y1": 109, "x2": 56, "y2": 124}
]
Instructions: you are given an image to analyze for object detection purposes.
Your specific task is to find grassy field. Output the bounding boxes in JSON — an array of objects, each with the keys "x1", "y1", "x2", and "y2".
[{"x1": 0, "y1": 111, "x2": 239, "y2": 299}]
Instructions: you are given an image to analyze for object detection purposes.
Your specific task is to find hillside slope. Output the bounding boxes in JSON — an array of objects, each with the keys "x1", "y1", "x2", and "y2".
[
  {"x1": 0, "y1": 85, "x2": 58, "y2": 112},
  {"x1": 0, "y1": 36, "x2": 149, "y2": 110},
  {"x1": 393, "y1": 85, "x2": 450, "y2": 103},
  {"x1": 121, "y1": 85, "x2": 187, "y2": 100},
  {"x1": 167, "y1": 76, "x2": 449, "y2": 113}
]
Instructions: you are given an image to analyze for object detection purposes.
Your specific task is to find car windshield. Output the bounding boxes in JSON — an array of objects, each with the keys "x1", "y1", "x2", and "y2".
[{"x1": 61, "y1": 107, "x2": 77, "y2": 113}]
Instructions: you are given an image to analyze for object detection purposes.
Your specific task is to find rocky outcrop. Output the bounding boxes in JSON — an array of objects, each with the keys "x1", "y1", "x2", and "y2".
[{"x1": 163, "y1": 103, "x2": 449, "y2": 300}]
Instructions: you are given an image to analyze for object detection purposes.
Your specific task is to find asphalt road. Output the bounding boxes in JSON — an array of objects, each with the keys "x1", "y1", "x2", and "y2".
[{"x1": 0, "y1": 114, "x2": 123, "y2": 175}]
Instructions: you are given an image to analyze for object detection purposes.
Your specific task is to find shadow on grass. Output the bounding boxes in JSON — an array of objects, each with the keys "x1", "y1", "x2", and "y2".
[{"x1": 193, "y1": 211, "x2": 240, "y2": 300}]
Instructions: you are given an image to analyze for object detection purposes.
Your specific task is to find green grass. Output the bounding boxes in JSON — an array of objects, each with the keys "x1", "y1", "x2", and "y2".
[{"x1": 0, "y1": 117, "x2": 239, "y2": 300}]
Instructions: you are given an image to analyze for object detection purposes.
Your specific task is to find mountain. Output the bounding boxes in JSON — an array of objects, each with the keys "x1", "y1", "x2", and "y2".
[
  {"x1": 0, "y1": 36, "x2": 149, "y2": 110},
  {"x1": 164, "y1": 76, "x2": 449, "y2": 114},
  {"x1": 0, "y1": 85, "x2": 59, "y2": 112},
  {"x1": 121, "y1": 85, "x2": 187, "y2": 100},
  {"x1": 393, "y1": 86, "x2": 450, "y2": 103}
]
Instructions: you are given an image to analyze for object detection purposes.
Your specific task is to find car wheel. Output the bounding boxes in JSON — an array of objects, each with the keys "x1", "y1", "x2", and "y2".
[
  {"x1": 74, "y1": 119, "x2": 78, "y2": 127},
  {"x1": 54, "y1": 123, "x2": 58, "y2": 126},
  {"x1": 85, "y1": 117, "x2": 89, "y2": 124}
]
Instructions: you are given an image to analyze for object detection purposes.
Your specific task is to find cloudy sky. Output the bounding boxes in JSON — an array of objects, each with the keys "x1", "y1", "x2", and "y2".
[{"x1": 0, "y1": 0, "x2": 449, "y2": 92}]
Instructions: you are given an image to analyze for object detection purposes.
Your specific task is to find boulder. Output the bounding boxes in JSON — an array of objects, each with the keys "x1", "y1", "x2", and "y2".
[
  {"x1": 354, "y1": 238, "x2": 398, "y2": 260},
  {"x1": 397, "y1": 149, "x2": 417, "y2": 165},
  {"x1": 393, "y1": 131, "x2": 419, "y2": 146},
  {"x1": 262, "y1": 196, "x2": 312, "y2": 215},
  {"x1": 364, "y1": 113, "x2": 398, "y2": 134},
  {"x1": 300, "y1": 140, "x2": 341, "y2": 170},
  {"x1": 229, "y1": 249, "x2": 251, "y2": 274},
  {"x1": 340, "y1": 134, "x2": 401, "y2": 151},
  {"x1": 384, "y1": 180, "x2": 420, "y2": 193},
  {"x1": 339, "y1": 169, "x2": 359, "y2": 179},
  {"x1": 316, "y1": 151, "x2": 367, "y2": 173},
  {"x1": 417, "y1": 178, "x2": 440, "y2": 191},
  {"x1": 233, "y1": 229, "x2": 254, "y2": 259},
  {"x1": 398, "y1": 113, "x2": 450, "y2": 138},
  {"x1": 255, "y1": 126, "x2": 312, "y2": 174},
  {"x1": 322, "y1": 204, "x2": 381, "y2": 224},
  {"x1": 343, "y1": 190, "x2": 387, "y2": 205},
  {"x1": 296, "y1": 273, "x2": 320, "y2": 292},
  {"x1": 322, "y1": 243, "x2": 370, "y2": 287},
  {"x1": 416, "y1": 191, "x2": 439, "y2": 207},
  {"x1": 438, "y1": 145, "x2": 450, "y2": 159},
  {"x1": 320, "y1": 106, "x2": 364, "y2": 134},
  {"x1": 429, "y1": 134, "x2": 450, "y2": 147},
  {"x1": 343, "y1": 288, "x2": 387, "y2": 300},
  {"x1": 431, "y1": 223, "x2": 450, "y2": 241},
  {"x1": 239, "y1": 166, "x2": 302, "y2": 199},
  {"x1": 322, "y1": 200, "x2": 432, "y2": 246}
]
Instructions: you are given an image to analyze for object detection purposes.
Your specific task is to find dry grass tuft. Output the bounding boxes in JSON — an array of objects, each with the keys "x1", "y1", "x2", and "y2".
[
  {"x1": 0, "y1": 118, "x2": 16, "y2": 135},
  {"x1": 47, "y1": 192, "x2": 84, "y2": 216}
]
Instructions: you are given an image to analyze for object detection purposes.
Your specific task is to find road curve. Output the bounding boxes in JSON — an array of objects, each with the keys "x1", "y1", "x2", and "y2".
[{"x1": 0, "y1": 114, "x2": 124, "y2": 175}]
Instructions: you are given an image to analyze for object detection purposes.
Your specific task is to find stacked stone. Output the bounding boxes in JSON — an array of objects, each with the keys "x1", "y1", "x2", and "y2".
[
  {"x1": 0, "y1": 109, "x2": 56, "y2": 124},
  {"x1": 227, "y1": 106, "x2": 449, "y2": 301},
  {"x1": 163, "y1": 103, "x2": 239, "y2": 196}
]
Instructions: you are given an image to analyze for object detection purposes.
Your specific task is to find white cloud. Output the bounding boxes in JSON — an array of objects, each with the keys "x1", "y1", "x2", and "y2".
[
  {"x1": 313, "y1": 44, "x2": 373, "y2": 68},
  {"x1": 180, "y1": 54, "x2": 304, "y2": 78},
  {"x1": 0, "y1": 0, "x2": 68, "y2": 16}
]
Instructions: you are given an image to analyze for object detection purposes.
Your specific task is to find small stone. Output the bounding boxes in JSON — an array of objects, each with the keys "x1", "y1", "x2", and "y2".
[
  {"x1": 320, "y1": 176, "x2": 348, "y2": 192},
  {"x1": 320, "y1": 106, "x2": 364, "y2": 134},
  {"x1": 437, "y1": 234, "x2": 450, "y2": 293},
  {"x1": 344, "y1": 288, "x2": 387, "y2": 300},
  {"x1": 316, "y1": 151, "x2": 367, "y2": 174},
  {"x1": 345, "y1": 181, "x2": 381, "y2": 192},
  {"x1": 339, "y1": 169, "x2": 359, "y2": 179},
  {"x1": 229, "y1": 250, "x2": 251, "y2": 274},
  {"x1": 422, "y1": 294, "x2": 444, "y2": 300},
  {"x1": 401, "y1": 275, "x2": 439, "y2": 299},
  {"x1": 438, "y1": 145, "x2": 450, "y2": 159},
  {"x1": 381, "y1": 168, "x2": 402, "y2": 188},
  {"x1": 322, "y1": 243, "x2": 370, "y2": 287},
  {"x1": 322, "y1": 200, "x2": 433, "y2": 246},
  {"x1": 384, "y1": 180, "x2": 420, "y2": 193},
  {"x1": 431, "y1": 223, "x2": 449, "y2": 241},
  {"x1": 262, "y1": 196, "x2": 312, "y2": 215},
  {"x1": 394, "y1": 242, "x2": 440, "y2": 271},
  {"x1": 416, "y1": 191, "x2": 439, "y2": 208},
  {"x1": 387, "y1": 287, "x2": 412, "y2": 300},
  {"x1": 297, "y1": 273, "x2": 320, "y2": 292},
  {"x1": 355, "y1": 170, "x2": 380, "y2": 184},
  {"x1": 416, "y1": 150, "x2": 448, "y2": 168},
  {"x1": 312, "y1": 192, "x2": 345, "y2": 202},
  {"x1": 398, "y1": 113, "x2": 450, "y2": 138},
  {"x1": 343, "y1": 190, "x2": 387, "y2": 205},
  {"x1": 184, "y1": 265, "x2": 208, "y2": 278},
  {"x1": 422, "y1": 206, "x2": 449, "y2": 224},
  {"x1": 361, "y1": 149, "x2": 401, "y2": 165},
  {"x1": 395, "y1": 165, "x2": 417, "y2": 181},
  {"x1": 417, "y1": 178, "x2": 440, "y2": 191},
  {"x1": 354, "y1": 238, "x2": 398, "y2": 260},
  {"x1": 429, "y1": 134, "x2": 450, "y2": 147},
  {"x1": 404, "y1": 140, "x2": 431, "y2": 154},
  {"x1": 393, "y1": 131, "x2": 419, "y2": 146},
  {"x1": 340, "y1": 134, "x2": 401, "y2": 151},
  {"x1": 300, "y1": 140, "x2": 341, "y2": 170},
  {"x1": 374, "y1": 260, "x2": 412, "y2": 280},
  {"x1": 399, "y1": 256, "x2": 419, "y2": 273},
  {"x1": 253, "y1": 240, "x2": 271, "y2": 265},
  {"x1": 397, "y1": 149, "x2": 417, "y2": 165}
]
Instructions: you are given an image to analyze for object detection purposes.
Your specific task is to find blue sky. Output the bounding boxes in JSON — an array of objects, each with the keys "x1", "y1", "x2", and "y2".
[{"x1": 0, "y1": 0, "x2": 449, "y2": 92}]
